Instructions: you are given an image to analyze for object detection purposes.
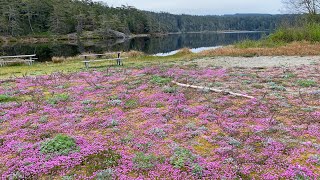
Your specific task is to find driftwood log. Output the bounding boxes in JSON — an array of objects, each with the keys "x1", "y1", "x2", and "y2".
[{"x1": 172, "y1": 81, "x2": 255, "y2": 99}]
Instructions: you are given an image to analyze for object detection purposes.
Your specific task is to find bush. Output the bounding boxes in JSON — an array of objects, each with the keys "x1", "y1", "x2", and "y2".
[
  {"x1": 149, "y1": 128, "x2": 167, "y2": 138},
  {"x1": 270, "y1": 23, "x2": 320, "y2": 43},
  {"x1": 170, "y1": 147, "x2": 196, "y2": 169},
  {"x1": 192, "y1": 163, "x2": 203, "y2": 178},
  {"x1": 95, "y1": 168, "x2": 113, "y2": 180},
  {"x1": 40, "y1": 134, "x2": 79, "y2": 155},
  {"x1": 133, "y1": 152, "x2": 157, "y2": 170}
]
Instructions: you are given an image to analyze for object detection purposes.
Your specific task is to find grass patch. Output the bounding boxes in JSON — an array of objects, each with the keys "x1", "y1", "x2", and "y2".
[
  {"x1": 297, "y1": 79, "x2": 317, "y2": 87},
  {"x1": 47, "y1": 93, "x2": 70, "y2": 105},
  {"x1": 0, "y1": 94, "x2": 16, "y2": 103},
  {"x1": 150, "y1": 76, "x2": 172, "y2": 85}
]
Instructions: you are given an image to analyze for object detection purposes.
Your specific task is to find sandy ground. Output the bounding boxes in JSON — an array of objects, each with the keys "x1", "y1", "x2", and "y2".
[{"x1": 185, "y1": 56, "x2": 320, "y2": 68}]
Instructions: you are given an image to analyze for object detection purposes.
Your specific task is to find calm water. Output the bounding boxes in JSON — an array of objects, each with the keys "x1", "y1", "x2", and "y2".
[{"x1": 0, "y1": 32, "x2": 266, "y2": 62}]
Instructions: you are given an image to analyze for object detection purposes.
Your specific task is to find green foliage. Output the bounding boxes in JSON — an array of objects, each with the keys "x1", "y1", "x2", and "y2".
[
  {"x1": 270, "y1": 23, "x2": 320, "y2": 42},
  {"x1": 0, "y1": 94, "x2": 16, "y2": 103},
  {"x1": 283, "y1": 73, "x2": 297, "y2": 79},
  {"x1": 192, "y1": 163, "x2": 203, "y2": 178},
  {"x1": 133, "y1": 152, "x2": 157, "y2": 170},
  {"x1": 297, "y1": 79, "x2": 317, "y2": 87},
  {"x1": 96, "y1": 169, "x2": 113, "y2": 180},
  {"x1": 125, "y1": 99, "x2": 138, "y2": 108},
  {"x1": 163, "y1": 86, "x2": 177, "y2": 93},
  {"x1": 170, "y1": 147, "x2": 196, "y2": 169},
  {"x1": 38, "y1": 116, "x2": 48, "y2": 124},
  {"x1": 47, "y1": 93, "x2": 70, "y2": 105},
  {"x1": 40, "y1": 134, "x2": 78, "y2": 155},
  {"x1": 0, "y1": 0, "x2": 296, "y2": 38},
  {"x1": 62, "y1": 176, "x2": 73, "y2": 180},
  {"x1": 268, "y1": 82, "x2": 286, "y2": 91},
  {"x1": 150, "y1": 76, "x2": 172, "y2": 85},
  {"x1": 149, "y1": 128, "x2": 167, "y2": 138}
]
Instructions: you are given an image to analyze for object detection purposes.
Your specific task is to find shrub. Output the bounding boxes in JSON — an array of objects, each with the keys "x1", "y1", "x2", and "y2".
[
  {"x1": 40, "y1": 134, "x2": 79, "y2": 155},
  {"x1": 108, "y1": 99, "x2": 122, "y2": 106},
  {"x1": 96, "y1": 168, "x2": 113, "y2": 180},
  {"x1": 192, "y1": 163, "x2": 203, "y2": 178},
  {"x1": 0, "y1": 94, "x2": 16, "y2": 103},
  {"x1": 133, "y1": 152, "x2": 157, "y2": 170},
  {"x1": 297, "y1": 79, "x2": 317, "y2": 87},
  {"x1": 38, "y1": 116, "x2": 48, "y2": 124},
  {"x1": 149, "y1": 128, "x2": 167, "y2": 138},
  {"x1": 170, "y1": 147, "x2": 196, "y2": 169},
  {"x1": 150, "y1": 76, "x2": 172, "y2": 85}
]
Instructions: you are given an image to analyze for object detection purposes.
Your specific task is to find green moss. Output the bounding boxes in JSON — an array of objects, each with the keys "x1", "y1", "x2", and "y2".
[{"x1": 40, "y1": 134, "x2": 79, "y2": 155}]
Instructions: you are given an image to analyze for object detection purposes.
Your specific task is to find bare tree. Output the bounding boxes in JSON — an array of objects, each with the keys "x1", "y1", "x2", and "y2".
[{"x1": 283, "y1": 0, "x2": 320, "y2": 15}]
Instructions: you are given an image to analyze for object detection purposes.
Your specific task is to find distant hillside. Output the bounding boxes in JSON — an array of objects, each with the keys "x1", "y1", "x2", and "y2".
[{"x1": 0, "y1": 0, "x2": 299, "y2": 38}]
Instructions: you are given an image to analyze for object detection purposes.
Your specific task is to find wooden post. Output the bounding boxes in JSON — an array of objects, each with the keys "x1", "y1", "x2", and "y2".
[
  {"x1": 84, "y1": 55, "x2": 89, "y2": 69},
  {"x1": 117, "y1": 52, "x2": 123, "y2": 66}
]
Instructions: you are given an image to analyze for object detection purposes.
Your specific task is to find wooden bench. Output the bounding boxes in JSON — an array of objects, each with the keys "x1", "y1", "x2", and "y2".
[
  {"x1": 0, "y1": 54, "x2": 37, "y2": 67},
  {"x1": 80, "y1": 52, "x2": 126, "y2": 68}
]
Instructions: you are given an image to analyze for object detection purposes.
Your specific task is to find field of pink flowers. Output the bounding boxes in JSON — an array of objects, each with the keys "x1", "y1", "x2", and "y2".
[{"x1": 0, "y1": 63, "x2": 319, "y2": 179}]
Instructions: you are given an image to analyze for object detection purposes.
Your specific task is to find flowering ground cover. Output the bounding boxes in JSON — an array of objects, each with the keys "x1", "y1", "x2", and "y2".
[{"x1": 0, "y1": 63, "x2": 319, "y2": 179}]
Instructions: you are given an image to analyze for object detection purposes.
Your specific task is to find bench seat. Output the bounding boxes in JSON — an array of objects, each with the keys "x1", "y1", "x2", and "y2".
[{"x1": 82, "y1": 57, "x2": 127, "y2": 68}]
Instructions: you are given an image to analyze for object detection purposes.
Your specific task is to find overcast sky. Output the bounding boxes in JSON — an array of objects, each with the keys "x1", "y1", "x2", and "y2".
[{"x1": 99, "y1": 0, "x2": 284, "y2": 15}]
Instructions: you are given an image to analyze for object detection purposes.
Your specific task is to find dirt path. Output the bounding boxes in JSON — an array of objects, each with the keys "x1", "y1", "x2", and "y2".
[{"x1": 185, "y1": 56, "x2": 320, "y2": 68}]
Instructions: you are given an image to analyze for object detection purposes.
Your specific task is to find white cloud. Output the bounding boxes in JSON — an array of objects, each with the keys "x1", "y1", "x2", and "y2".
[{"x1": 100, "y1": 0, "x2": 283, "y2": 15}]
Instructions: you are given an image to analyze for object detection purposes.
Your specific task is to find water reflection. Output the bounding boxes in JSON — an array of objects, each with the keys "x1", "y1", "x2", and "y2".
[{"x1": 0, "y1": 32, "x2": 266, "y2": 61}]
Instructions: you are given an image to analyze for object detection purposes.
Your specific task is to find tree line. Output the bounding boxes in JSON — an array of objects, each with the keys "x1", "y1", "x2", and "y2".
[{"x1": 0, "y1": 0, "x2": 299, "y2": 37}]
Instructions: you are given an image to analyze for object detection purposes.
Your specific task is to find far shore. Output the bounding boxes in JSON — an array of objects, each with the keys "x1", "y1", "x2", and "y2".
[{"x1": 0, "y1": 30, "x2": 266, "y2": 45}]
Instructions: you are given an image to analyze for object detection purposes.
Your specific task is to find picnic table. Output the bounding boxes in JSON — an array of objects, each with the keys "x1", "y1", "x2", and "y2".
[
  {"x1": 80, "y1": 52, "x2": 126, "y2": 68},
  {"x1": 0, "y1": 54, "x2": 37, "y2": 67}
]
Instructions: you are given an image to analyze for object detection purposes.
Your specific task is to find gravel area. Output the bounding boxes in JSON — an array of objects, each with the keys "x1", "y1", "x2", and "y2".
[{"x1": 186, "y1": 56, "x2": 320, "y2": 68}]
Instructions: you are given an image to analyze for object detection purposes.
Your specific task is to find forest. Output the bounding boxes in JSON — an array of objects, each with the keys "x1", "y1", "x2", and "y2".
[{"x1": 0, "y1": 0, "x2": 299, "y2": 38}]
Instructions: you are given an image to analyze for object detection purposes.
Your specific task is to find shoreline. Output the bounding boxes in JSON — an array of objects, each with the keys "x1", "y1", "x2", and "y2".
[{"x1": 0, "y1": 30, "x2": 266, "y2": 45}]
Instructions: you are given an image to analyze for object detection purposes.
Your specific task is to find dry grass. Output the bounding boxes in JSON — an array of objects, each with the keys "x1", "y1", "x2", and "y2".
[
  {"x1": 176, "y1": 48, "x2": 193, "y2": 55},
  {"x1": 121, "y1": 50, "x2": 145, "y2": 57},
  {"x1": 52, "y1": 57, "x2": 66, "y2": 63},
  {"x1": 200, "y1": 41, "x2": 320, "y2": 56}
]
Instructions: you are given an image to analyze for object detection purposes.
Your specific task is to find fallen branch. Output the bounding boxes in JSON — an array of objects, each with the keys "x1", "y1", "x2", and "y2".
[{"x1": 172, "y1": 81, "x2": 255, "y2": 99}]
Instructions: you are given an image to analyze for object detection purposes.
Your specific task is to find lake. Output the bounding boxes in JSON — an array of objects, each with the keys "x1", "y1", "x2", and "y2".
[{"x1": 0, "y1": 32, "x2": 266, "y2": 62}]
